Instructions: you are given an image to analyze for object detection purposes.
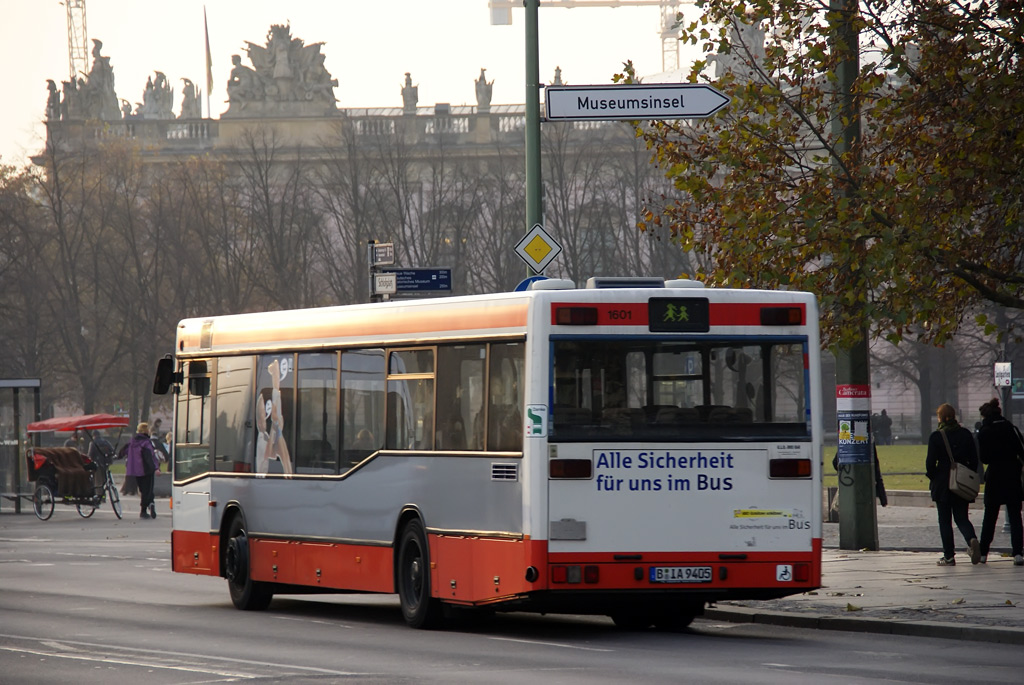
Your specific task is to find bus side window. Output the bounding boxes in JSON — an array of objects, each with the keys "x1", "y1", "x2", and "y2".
[
  {"x1": 295, "y1": 352, "x2": 339, "y2": 474},
  {"x1": 214, "y1": 356, "x2": 255, "y2": 473},
  {"x1": 487, "y1": 342, "x2": 524, "y2": 452},
  {"x1": 387, "y1": 349, "x2": 435, "y2": 451},
  {"x1": 255, "y1": 355, "x2": 295, "y2": 474},
  {"x1": 341, "y1": 349, "x2": 385, "y2": 467},
  {"x1": 436, "y1": 344, "x2": 485, "y2": 451}
]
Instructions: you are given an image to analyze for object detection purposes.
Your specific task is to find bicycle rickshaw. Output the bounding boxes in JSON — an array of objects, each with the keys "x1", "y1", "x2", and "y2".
[{"x1": 25, "y1": 413, "x2": 128, "y2": 521}]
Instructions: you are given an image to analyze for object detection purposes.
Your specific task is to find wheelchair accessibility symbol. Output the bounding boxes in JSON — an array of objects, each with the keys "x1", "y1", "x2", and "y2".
[{"x1": 776, "y1": 565, "x2": 793, "y2": 582}]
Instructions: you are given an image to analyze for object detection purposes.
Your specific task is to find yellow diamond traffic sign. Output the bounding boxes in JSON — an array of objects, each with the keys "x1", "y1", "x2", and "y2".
[{"x1": 515, "y1": 223, "x2": 562, "y2": 273}]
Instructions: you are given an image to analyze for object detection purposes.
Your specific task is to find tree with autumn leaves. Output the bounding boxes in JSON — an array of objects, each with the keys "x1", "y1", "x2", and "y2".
[{"x1": 622, "y1": 0, "x2": 1023, "y2": 348}]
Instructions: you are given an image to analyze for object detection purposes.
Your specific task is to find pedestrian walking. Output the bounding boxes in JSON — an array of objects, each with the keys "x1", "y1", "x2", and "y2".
[
  {"x1": 975, "y1": 398, "x2": 1024, "y2": 565},
  {"x1": 926, "y1": 403, "x2": 981, "y2": 566},
  {"x1": 125, "y1": 422, "x2": 160, "y2": 519},
  {"x1": 875, "y1": 409, "x2": 893, "y2": 445}
]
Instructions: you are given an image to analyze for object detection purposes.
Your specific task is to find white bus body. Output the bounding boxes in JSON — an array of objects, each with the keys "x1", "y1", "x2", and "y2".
[{"x1": 161, "y1": 279, "x2": 822, "y2": 628}]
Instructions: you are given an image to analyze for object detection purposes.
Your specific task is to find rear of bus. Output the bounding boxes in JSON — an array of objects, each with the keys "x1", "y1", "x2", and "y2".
[{"x1": 528, "y1": 281, "x2": 821, "y2": 628}]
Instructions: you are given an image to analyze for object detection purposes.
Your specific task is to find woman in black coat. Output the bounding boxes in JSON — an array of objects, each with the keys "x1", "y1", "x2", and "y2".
[
  {"x1": 976, "y1": 398, "x2": 1024, "y2": 565},
  {"x1": 925, "y1": 403, "x2": 981, "y2": 565}
]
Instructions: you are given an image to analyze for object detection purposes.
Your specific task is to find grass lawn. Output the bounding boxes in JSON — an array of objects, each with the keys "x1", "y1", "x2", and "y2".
[{"x1": 824, "y1": 444, "x2": 930, "y2": 491}]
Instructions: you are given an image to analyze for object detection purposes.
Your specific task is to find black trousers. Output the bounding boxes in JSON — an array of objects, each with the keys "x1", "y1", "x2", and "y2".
[
  {"x1": 137, "y1": 473, "x2": 155, "y2": 514},
  {"x1": 980, "y1": 496, "x2": 1023, "y2": 557},
  {"x1": 936, "y1": 495, "x2": 977, "y2": 559}
]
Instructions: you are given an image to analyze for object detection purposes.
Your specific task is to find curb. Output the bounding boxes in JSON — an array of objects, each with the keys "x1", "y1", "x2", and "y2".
[{"x1": 703, "y1": 606, "x2": 1024, "y2": 645}]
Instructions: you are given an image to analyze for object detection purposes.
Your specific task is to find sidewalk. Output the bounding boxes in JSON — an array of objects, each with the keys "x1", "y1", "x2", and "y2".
[{"x1": 708, "y1": 498, "x2": 1024, "y2": 644}]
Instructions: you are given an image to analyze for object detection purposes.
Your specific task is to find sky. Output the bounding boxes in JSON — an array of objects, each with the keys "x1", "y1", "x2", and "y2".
[{"x1": 0, "y1": 0, "x2": 701, "y2": 166}]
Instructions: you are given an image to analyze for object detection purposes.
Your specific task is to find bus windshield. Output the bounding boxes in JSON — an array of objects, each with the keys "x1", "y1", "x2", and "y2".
[{"x1": 550, "y1": 337, "x2": 808, "y2": 442}]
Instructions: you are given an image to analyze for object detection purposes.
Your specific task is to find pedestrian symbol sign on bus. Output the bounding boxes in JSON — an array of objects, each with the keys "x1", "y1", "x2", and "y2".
[{"x1": 515, "y1": 223, "x2": 562, "y2": 273}]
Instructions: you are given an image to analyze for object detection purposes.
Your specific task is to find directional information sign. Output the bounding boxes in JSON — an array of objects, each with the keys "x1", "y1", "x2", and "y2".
[
  {"x1": 371, "y1": 242, "x2": 395, "y2": 266},
  {"x1": 515, "y1": 223, "x2": 562, "y2": 273},
  {"x1": 381, "y1": 267, "x2": 452, "y2": 292},
  {"x1": 545, "y1": 83, "x2": 730, "y2": 122}
]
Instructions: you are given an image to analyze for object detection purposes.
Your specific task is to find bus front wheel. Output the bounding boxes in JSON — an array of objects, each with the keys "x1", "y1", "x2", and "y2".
[
  {"x1": 397, "y1": 518, "x2": 441, "y2": 629},
  {"x1": 225, "y1": 515, "x2": 273, "y2": 611}
]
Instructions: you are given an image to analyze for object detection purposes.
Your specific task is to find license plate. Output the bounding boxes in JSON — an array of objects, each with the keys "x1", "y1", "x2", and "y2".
[{"x1": 649, "y1": 566, "x2": 712, "y2": 583}]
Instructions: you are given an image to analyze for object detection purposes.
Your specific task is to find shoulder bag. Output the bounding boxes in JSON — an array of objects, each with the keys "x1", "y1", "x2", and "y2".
[{"x1": 941, "y1": 430, "x2": 980, "y2": 501}]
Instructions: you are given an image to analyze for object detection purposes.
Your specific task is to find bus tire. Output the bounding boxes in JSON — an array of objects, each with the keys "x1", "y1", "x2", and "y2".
[
  {"x1": 397, "y1": 518, "x2": 441, "y2": 629},
  {"x1": 225, "y1": 515, "x2": 273, "y2": 611},
  {"x1": 653, "y1": 612, "x2": 698, "y2": 631},
  {"x1": 610, "y1": 612, "x2": 653, "y2": 630}
]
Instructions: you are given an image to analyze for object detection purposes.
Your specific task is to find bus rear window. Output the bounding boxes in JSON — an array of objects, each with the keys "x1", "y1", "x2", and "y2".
[{"x1": 550, "y1": 339, "x2": 808, "y2": 442}]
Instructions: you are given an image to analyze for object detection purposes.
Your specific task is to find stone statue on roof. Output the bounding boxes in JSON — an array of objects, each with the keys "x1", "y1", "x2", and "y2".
[
  {"x1": 224, "y1": 24, "x2": 338, "y2": 118},
  {"x1": 475, "y1": 68, "x2": 493, "y2": 112},
  {"x1": 401, "y1": 72, "x2": 418, "y2": 113}
]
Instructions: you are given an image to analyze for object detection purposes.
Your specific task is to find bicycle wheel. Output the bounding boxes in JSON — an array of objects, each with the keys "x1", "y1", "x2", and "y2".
[
  {"x1": 33, "y1": 484, "x2": 54, "y2": 521},
  {"x1": 77, "y1": 502, "x2": 96, "y2": 518},
  {"x1": 106, "y1": 472, "x2": 122, "y2": 519}
]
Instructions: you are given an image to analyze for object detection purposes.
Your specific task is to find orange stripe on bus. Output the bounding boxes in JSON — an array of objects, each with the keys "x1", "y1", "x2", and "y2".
[
  {"x1": 429, "y1": 535, "x2": 545, "y2": 604},
  {"x1": 194, "y1": 302, "x2": 530, "y2": 350},
  {"x1": 171, "y1": 530, "x2": 220, "y2": 576},
  {"x1": 249, "y1": 538, "x2": 394, "y2": 592}
]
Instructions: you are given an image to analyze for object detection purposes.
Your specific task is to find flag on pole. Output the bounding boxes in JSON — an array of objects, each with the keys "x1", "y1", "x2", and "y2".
[{"x1": 204, "y1": 6, "x2": 213, "y2": 118}]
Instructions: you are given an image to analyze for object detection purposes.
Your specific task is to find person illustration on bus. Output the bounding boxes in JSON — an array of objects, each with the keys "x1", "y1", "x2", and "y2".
[{"x1": 256, "y1": 359, "x2": 293, "y2": 474}]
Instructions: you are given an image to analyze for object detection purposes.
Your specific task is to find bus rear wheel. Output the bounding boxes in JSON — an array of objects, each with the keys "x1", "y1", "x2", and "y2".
[
  {"x1": 225, "y1": 515, "x2": 272, "y2": 611},
  {"x1": 397, "y1": 518, "x2": 441, "y2": 629}
]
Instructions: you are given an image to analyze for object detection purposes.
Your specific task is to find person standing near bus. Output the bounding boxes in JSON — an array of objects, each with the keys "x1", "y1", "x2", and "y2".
[
  {"x1": 926, "y1": 403, "x2": 981, "y2": 566},
  {"x1": 126, "y1": 422, "x2": 159, "y2": 519},
  {"x1": 976, "y1": 398, "x2": 1024, "y2": 565}
]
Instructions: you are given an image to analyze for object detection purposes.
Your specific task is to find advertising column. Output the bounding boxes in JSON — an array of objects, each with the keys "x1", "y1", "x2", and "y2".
[{"x1": 836, "y1": 383, "x2": 878, "y2": 550}]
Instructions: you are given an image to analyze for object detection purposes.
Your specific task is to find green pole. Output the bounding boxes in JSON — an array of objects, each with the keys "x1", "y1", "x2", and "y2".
[
  {"x1": 524, "y1": 0, "x2": 542, "y2": 259},
  {"x1": 831, "y1": 0, "x2": 877, "y2": 551}
]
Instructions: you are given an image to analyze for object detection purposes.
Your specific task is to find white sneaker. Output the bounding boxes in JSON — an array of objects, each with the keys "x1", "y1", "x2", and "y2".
[{"x1": 1015, "y1": 555, "x2": 1023, "y2": 566}]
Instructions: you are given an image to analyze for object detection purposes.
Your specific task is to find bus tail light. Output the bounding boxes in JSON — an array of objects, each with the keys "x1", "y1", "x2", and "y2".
[
  {"x1": 793, "y1": 563, "x2": 810, "y2": 582},
  {"x1": 549, "y1": 459, "x2": 593, "y2": 479},
  {"x1": 769, "y1": 458, "x2": 812, "y2": 478},
  {"x1": 583, "y1": 565, "x2": 599, "y2": 584},
  {"x1": 555, "y1": 306, "x2": 598, "y2": 325},
  {"x1": 760, "y1": 306, "x2": 803, "y2": 325}
]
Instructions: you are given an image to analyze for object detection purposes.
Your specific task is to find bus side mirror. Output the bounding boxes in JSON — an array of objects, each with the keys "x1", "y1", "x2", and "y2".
[{"x1": 153, "y1": 357, "x2": 181, "y2": 395}]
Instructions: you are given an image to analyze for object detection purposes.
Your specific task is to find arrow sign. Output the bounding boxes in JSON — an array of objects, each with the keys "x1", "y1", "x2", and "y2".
[{"x1": 545, "y1": 84, "x2": 730, "y2": 122}]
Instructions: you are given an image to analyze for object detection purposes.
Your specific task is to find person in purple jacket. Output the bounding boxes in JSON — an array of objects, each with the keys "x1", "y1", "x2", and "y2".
[{"x1": 125, "y1": 422, "x2": 159, "y2": 519}]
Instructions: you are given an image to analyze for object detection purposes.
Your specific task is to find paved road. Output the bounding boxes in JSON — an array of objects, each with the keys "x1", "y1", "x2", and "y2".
[{"x1": 2, "y1": 501, "x2": 1023, "y2": 685}]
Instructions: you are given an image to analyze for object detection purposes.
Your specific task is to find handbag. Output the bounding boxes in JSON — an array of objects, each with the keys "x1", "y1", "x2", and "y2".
[{"x1": 940, "y1": 430, "x2": 980, "y2": 501}]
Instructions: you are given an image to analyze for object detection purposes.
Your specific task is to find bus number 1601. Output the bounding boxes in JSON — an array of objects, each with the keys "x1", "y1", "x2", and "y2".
[{"x1": 608, "y1": 309, "x2": 632, "y2": 321}]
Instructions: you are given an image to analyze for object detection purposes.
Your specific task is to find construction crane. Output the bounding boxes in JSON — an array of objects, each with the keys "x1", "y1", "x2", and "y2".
[
  {"x1": 64, "y1": 0, "x2": 89, "y2": 81},
  {"x1": 488, "y1": 0, "x2": 689, "y2": 73}
]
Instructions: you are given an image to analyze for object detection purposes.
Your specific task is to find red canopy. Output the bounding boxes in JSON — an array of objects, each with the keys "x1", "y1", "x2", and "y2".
[{"x1": 26, "y1": 413, "x2": 131, "y2": 433}]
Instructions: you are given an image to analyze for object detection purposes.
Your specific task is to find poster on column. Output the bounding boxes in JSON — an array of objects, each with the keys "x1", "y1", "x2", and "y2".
[{"x1": 836, "y1": 384, "x2": 872, "y2": 464}]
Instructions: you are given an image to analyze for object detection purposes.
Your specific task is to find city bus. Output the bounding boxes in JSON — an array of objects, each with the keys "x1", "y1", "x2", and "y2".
[{"x1": 154, "y1": 277, "x2": 823, "y2": 629}]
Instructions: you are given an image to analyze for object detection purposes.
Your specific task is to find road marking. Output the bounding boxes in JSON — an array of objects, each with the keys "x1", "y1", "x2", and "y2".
[
  {"x1": 0, "y1": 634, "x2": 366, "y2": 677},
  {"x1": 489, "y1": 636, "x2": 613, "y2": 652}
]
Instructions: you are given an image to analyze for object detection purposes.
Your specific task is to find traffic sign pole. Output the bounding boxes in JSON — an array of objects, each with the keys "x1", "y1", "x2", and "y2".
[{"x1": 524, "y1": 0, "x2": 542, "y2": 274}]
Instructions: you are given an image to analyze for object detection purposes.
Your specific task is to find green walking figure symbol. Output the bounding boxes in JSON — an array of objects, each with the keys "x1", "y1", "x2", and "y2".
[{"x1": 663, "y1": 304, "x2": 689, "y2": 323}]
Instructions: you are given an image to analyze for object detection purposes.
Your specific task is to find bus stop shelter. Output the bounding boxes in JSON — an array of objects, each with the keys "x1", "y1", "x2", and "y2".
[{"x1": 0, "y1": 379, "x2": 41, "y2": 514}]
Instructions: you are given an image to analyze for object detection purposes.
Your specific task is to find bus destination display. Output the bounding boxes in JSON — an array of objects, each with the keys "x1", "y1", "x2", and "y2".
[{"x1": 648, "y1": 297, "x2": 710, "y2": 332}]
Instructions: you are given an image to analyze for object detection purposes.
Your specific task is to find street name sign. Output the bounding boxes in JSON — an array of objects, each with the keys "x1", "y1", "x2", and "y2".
[
  {"x1": 994, "y1": 362, "x2": 1012, "y2": 387},
  {"x1": 515, "y1": 223, "x2": 562, "y2": 273},
  {"x1": 373, "y1": 272, "x2": 397, "y2": 295},
  {"x1": 545, "y1": 84, "x2": 730, "y2": 122}
]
